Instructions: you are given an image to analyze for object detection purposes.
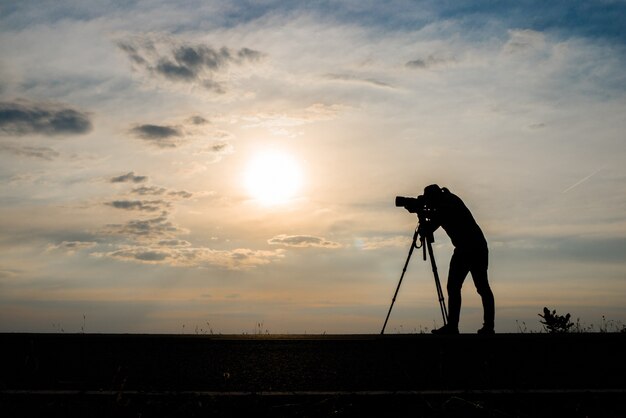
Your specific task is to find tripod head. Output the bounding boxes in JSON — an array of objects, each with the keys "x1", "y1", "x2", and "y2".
[
  {"x1": 416, "y1": 223, "x2": 433, "y2": 261},
  {"x1": 396, "y1": 193, "x2": 437, "y2": 246},
  {"x1": 409, "y1": 210, "x2": 435, "y2": 262}
]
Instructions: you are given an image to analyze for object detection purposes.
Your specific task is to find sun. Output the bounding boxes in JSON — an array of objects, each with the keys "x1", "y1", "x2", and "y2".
[{"x1": 244, "y1": 151, "x2": 303, "y2": 205}]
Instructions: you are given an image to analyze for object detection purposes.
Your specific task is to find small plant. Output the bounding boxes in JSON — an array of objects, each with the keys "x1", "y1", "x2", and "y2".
[
  {"x1": 516, "y1": 320, "x2": 529, "y2": 333},
  {"x1": 538, "y1": 307, "x2": 574, "y2": 333},
  {"x1": 598, "y1": 316, "x2": 625, "y2": 333},
  {"x1": 251, "y1": 321, "x2": 269, "y2": 335},
  {"x1": 194, "y1": 322, "x2": 216, "y2": 335}
]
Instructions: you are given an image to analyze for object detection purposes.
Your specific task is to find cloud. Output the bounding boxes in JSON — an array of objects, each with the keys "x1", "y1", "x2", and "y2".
[
  {"x1": 131, "y1": 186, "x2": 167, "y2": 195},
  {"x1": 194, "y1": 140, "x2": 234, "y2": 161},
  {"x1": 241, "y1": 103, "x2": 346, "y2": 133},
  {"x1": 503, "y1": 29, "x2": 546, "y2": 54},
  {"x1": 110, "y1": 172, "x2": 148, "y2": 183},
  {"x1": 157, "y1": 239, "x2": 192, "y2": 247},
  {"x1": 129, "y1": 117, "x2": 232, "y2": 151},
  {"x1": 94, "y1": 245, "x2": 285, "y2": 270},
  {"x1": 167, "y1": 190, "x2": 193, "y2": 199},
  {"x1": 0, "y1": 100, "x2": 92, "y2": 136},
  {"x1": 103, "y1": 212, "x2": 188, "y2": 241},
  {"x1": 406, "y1": 55, "x2": 455, "y2": 70},
  {"x1": 237, "y1": 47, "x2": 264, "y2": 61},
  {"x1": 47, "y1": 240, "x2": 98, "y2": 254},
  {"x1": 130, "y1": 124, "x2": 183, "y2": 148},
  {"x1": 117, "y1": 41, "x2": 147, "y2": 65},
  {"x1": 0, "y1": 142, "x2": 59, "y2": 160},
  {"x1": 323, "y1": 73, "x2": 393, "y2": 88},
  {"x1": 208, "y1": 142, "x2": 230, "y2": 152},
  {"x1": 131, "y1": 124, "x2": 181, "y2": 139},
  {"x1": 105, "y1": 200, "x2": 168, "y2": 212},
  {"x1": 268, "y1": 234, "x2": 342, "y2": 248},
  {"x1": 117, "y1": 39, "x2": 265, "y2": 93},
  {"x1": 189, "y1": 115, "x2": 208, "y2": 125},
  {"x1": 128, "y1": 185, "x2": 193, "y2": 200}
]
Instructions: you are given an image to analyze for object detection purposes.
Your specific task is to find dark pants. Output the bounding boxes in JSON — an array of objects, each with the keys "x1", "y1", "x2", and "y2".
[{"x1": 447, "y1": 246, "x2": 495, "y2": 328}]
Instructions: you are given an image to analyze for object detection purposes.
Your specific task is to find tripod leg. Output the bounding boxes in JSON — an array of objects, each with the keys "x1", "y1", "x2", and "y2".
[
  {"x1": 426, "y1": 240, "x2": 448, "y2": 326},
  {"x1": 381, "y1": 228, "x2": 419, "y2": 334}
]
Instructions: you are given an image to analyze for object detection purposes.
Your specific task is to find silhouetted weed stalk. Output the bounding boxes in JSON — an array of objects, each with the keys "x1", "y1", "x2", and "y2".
[
  {"x1": 254, "y1": 321, "x2": 269, "y2": 335},
  {"x1": 194, "y1": 322, "x2": 215, "y2": 335},
  {"x1": 515, "y1": 320, "x2": 529, "y2": 333},
  {"x1": 181, "y1": 322, "x2": 217, "y2": 335}
]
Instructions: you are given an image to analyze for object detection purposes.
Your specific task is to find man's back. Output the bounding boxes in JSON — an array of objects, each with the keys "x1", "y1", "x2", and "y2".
[{"x1": 431, "y1": 190, "x2": 487, "y2": 249}]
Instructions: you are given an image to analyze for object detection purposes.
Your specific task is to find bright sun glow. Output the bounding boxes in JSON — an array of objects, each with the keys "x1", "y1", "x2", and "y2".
[{"x1": 244, "y1": 151, "x2": 303, "y2": 205}]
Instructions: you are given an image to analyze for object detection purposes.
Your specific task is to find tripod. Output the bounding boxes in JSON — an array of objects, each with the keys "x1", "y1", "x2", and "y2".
[{"x1": 380, "y1": 222, "x2": 448, "y2": 334}]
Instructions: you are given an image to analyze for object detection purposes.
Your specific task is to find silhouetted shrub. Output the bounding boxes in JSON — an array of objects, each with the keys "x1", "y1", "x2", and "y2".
[{"x1": 538, "y1": 307, "x2": 574, "y2": 333}]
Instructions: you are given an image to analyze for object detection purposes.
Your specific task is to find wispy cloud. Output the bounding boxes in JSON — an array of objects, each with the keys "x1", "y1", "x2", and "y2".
[
  {"x1": 128, "y1": 115, "x2": 234, "y2": 151},
  {"x1": 117, "y1": 38, "x2": 265, "y2": 94},
  {"x1": 241, "y1": 103, "x2": 346, "y2": 130},
  {"x1": 94, "y1": 245, "x2": 285, "y2": 270},
  {"x1": 194, "y1": 141, "x2": 234, "y2": 160},
  {"x1": 323, "y1": 73, "x2": 393, "y2": 88},
  {"x1": 102, "y1": 211, "x2": 188, "y2": 241},
  {"x1": 129, "y1": 124, "x2": 183, "y2": 148},
  {"x1": 47, "y1": 240, "x2": 98, "y2": 254},
  {"x1": 110, "y1": 172, "x2": 148, "y2": 183},
  {"x1": 128, "y1": 185, "x2": 193, "y2": 199},
  {"x1": 105, "y1": 199, "x2": 169, "y2": 212},
  {"x1": 0, "y1": 99, "x2": 92, "y2": 136},
  {"x1": 167, "y1": 190, "x2": 193, "y2": 199},
  {"x1": 188, "y1": 115, "x2": 209, "y2": 125},
  {"x1": 268, "y1": 234, "x2": 341, "y2": 249},
  {"x1": 503, "y1": 29, "x2": 546, "y2": 54},
  {"x1": 406, "y1": 55, "x2": 455, "y2": 70},
  {"x1": 131, "y1": 186, "x2": 167, "y2": 196},
  {"x1": 0, "y1": 143, "x2": 59, "y2": 160}
]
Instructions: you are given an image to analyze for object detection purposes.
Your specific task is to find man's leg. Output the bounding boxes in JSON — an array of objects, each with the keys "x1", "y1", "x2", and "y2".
[
  {"x1": 471, "y1": 249, "x2": 495, "y2": 331},
  {"x1": 446, "y1": 250, "x2": 470, "y2": 329},
  {"x1": 472, "y1": 271, "x2": 495, "y2": 330}
]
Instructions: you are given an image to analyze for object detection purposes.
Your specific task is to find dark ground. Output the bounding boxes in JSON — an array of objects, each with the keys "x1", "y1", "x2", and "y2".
[{"x1": 1, "y1": 333, "x2": 625, "y2": 417}]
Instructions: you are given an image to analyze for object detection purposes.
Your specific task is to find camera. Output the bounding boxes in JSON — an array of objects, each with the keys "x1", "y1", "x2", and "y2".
[{"x1": 395, "y1": 195, "x2": 425, "y2": 213}]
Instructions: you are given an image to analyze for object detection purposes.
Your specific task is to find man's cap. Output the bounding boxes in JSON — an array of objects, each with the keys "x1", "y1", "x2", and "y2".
[{"x1": 424, "y1": 184, "x2": 442, "y2": 197}]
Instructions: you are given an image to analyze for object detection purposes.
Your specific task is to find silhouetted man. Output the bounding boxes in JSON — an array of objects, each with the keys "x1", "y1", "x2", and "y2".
[{"x1": 422, "y1": 184, "x2": 495, "y2": 334}]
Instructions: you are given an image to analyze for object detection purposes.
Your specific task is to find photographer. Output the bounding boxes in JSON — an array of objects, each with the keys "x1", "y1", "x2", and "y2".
[{"x1": 409, "y1": 184, "x2": 495, "y2": 334}]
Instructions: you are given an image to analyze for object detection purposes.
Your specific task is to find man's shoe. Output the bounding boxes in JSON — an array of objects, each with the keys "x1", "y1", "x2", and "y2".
[
  {"x1": 477, "y1": 325, "x2": 495, "y2": 335},
  {"x1": 431, "y1": 324, "x2": 459, "y2": 335}
]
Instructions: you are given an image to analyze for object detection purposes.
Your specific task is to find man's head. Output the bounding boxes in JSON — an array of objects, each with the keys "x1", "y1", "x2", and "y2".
[{"x1": 423, "y1": 184, "x2": 444, "y2": 206}]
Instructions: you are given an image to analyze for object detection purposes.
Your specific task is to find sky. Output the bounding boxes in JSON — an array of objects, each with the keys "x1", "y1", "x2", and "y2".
[{"x1": 1, "y1": 0, "x2": 625, "y2": 334}]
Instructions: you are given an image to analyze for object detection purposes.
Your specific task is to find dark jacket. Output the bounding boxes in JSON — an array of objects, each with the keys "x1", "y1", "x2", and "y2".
[{"x1": 426, "y1": 190, "x2": 487, "y2": 250}]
